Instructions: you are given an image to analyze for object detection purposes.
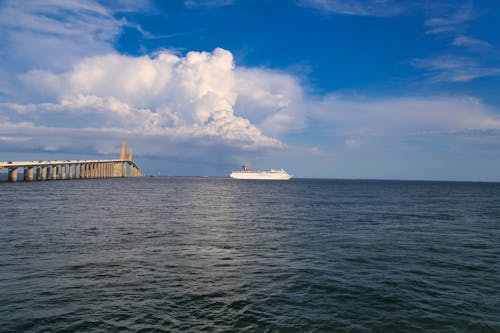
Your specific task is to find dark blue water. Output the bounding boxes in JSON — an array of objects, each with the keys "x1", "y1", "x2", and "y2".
[{"x1": 1, "y1": 177, "x2": 499, "y2": 332}]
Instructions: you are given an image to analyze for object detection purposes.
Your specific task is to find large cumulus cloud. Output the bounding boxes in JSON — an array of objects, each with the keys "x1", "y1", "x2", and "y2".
[{"x1": 2, "y1": 48, "x2": 295, "y2": 157}]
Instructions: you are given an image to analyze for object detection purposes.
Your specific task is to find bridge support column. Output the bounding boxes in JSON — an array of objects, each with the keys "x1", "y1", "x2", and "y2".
[
  {"x1": 41, "y1": 166, "x2": 47, "y2": 180},
  {"x1": 68, "y1": 165, "x2": 73, "y2": 179},
  {"x1": 8, "y1": 168, "x2": 18, "y2": 182},
  {"x1": 51, "y1": 166, "x2": 58, "y2": 180},
  {"x1": 61, "y1": 164, "x2": 66, "y2": 180},
  {"x1": 36, "y1": 167, "x2": 41, "y2": 180},
  {"x1": 24, "y1": 166, "x2": 34, "y2": 181}
]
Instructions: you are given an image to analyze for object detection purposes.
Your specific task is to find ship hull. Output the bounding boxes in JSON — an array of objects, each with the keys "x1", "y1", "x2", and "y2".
[{"x1": 229, "y1": 171, "x2": 292, "y2": 180}]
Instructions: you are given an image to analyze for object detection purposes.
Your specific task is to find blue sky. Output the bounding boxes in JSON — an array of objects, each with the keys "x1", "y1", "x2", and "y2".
[{"x1": 1, "y1": 0, "x2": 500, "y2": 180}]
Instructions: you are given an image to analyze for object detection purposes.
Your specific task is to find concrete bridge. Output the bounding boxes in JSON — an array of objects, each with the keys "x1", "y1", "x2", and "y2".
[{"x1": 0, "y1": 140, "x2": 144, "y2": 182}]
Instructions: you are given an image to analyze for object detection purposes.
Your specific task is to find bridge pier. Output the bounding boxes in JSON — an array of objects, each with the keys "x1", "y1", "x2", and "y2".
[
  {"x1": 41, "y1": 166, "x2": 47, "y2": 180},
  {"x1": 61, "y1": 164, "x2": 66, "y2": 180},
  {"x1": 51, "y1": 165, "x2": 58, "y2": 180},
  {"x1": 8, "y1": 168, "x2": 18, "y2": 182},
  {"x1": 24, "y1": 166, "x2": 34, "y2": 181}
]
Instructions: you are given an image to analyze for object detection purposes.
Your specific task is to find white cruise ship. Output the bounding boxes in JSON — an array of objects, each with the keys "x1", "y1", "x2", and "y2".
[{"x1": 229, "y1": 165, "x2": 292, "y2": 180}]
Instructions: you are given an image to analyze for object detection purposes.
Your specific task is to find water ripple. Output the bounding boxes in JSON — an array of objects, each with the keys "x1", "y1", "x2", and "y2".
[{"x1": 0, "y1": 178, "x2": 499, "y2": 332}]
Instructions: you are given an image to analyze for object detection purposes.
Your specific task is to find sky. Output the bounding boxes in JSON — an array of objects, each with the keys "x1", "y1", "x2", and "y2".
[{"x1": 1, "y1": 0, "x2": 500, "y2": 180}]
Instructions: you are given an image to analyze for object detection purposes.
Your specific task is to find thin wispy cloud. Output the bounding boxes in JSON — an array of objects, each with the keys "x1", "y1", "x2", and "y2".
[
  {"x1": 424, "y1": 5, "x2": 473, "y2": 35},
  {"x1": 297, "y1": 0, "x2": 407, "y2": 17},
  {"x1": 410, "y1": 55, "x2": 500, "y2": 82},
  {"x1": 452, "y1": 36, "x2": 492, "y2": 50},
  {"x1": 0, "y1": 0, "x2": 155, "y2": 70},
  {"x1": 184, "y1": 0, "x2": 235, "y2": 9}
]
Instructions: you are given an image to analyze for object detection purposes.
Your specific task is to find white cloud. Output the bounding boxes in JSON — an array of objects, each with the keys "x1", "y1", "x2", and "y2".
[
  {"x1": 410, "y1": 55, "x2": 500, "y2": 82},
  {"x1": 184, "y1": 0, "x2": 235, "y2": 8},
  {"x1": 235, "y1": 67, "x2": 307, "y2": 135},
  {"x1": 297, "y1": 0, "x2": 406, "y2": 17},
  {"x1": 3, "y1": 45, "x2": 500, "y2": 162},
  {"x1": 424, "y1": 6, "x2": 473, "y2": 35},
  {"x1": 314, "y1": 94, "x2": 500, "y2": 140},
  {"x1": 452, "y1": 36, "x2": 491, "y2": 49},
  {"x1": 0, "y1": 0, "x2": 154, "y2": 100},
  {"x1": 2, "y1": 48, "x2": 286, "y2": 154},
  {"x1": 0, "y1": 0, "x2": 121, "y2": 72}
]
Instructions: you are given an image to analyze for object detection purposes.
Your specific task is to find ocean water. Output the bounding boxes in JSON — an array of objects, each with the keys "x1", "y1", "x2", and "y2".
[{"x1": 0, "y1": 177, "x2": 499, "y2": 332}]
